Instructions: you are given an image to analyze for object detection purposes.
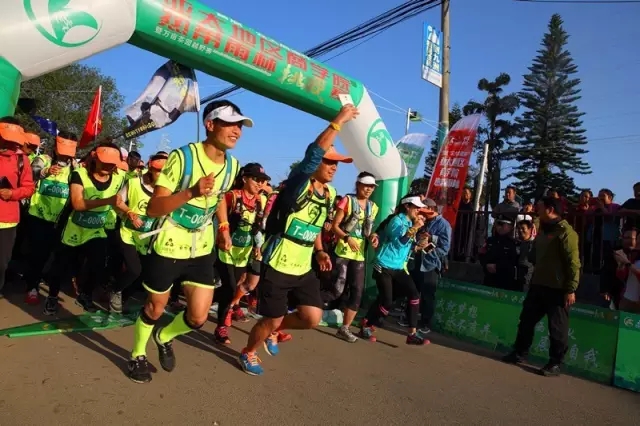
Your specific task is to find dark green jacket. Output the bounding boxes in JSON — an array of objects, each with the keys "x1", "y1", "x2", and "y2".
[{"x1": 530, "y1": 219, "x2": 581, "y2": 293}]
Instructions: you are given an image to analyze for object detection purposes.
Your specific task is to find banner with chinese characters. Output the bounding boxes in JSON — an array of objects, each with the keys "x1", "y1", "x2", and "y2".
[
  {"x1": 133, "y1": 0, "x2": 364, "y2": 121},
  {"x1": 427, "y1": 114, "x2": 481, "y2": 228},
  {"x1": 396, "y1": 133, "x2": 429, "y2": 182},
  {"x1": 421, "y1": 23, "x2": 442, "y2": 88},
  {"x1": 614, "y1": 312, "x2": 640, "y2": 392},
  {"x1": 433, "y1": 279, "x2": 618, "y2": 384}
]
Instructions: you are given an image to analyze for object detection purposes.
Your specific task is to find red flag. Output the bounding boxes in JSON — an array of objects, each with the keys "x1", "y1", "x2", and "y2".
[
  {"x1": 426, "y1": 114, "x2": 482, "y2": 229},
  {"x1": 79, "y1": 86, "x2": 102, "y2": 148}
]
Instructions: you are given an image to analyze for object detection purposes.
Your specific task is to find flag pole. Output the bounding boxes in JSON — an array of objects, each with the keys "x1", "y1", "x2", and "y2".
[{"x1": 93, "y1": 85, "x2": 102, "y2": 147}]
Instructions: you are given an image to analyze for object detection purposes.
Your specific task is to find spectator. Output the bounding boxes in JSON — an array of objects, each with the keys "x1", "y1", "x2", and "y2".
[
  {"x1": 478, "y1": 215, "x2": 519, "y2": 291},
  {"x1": 493, "y1": 186, "x2": 520, "y2": 220},
  {"x1": 454, "y1": 187, "x2": 474, "y2": 260},
  {"x1": 587, "y1": 188, "x2": 621, "y2": 271},
  {"x1": 600, "y1": 228, "x2": 638, "y2": 310},
  {"x1": 402, "y1": 198, "x2": 451, "y2": 334},
  {"x1": 516, "y1": 220, "x2": 535, "y2": 293},
  {"x1": 503, "y1": 197, "x2": 580, "y2": 377},
  {"x1": 619, "y1": 182, "x2": 640, "y2": 229},
  {"x1": 567, "y1": 190, "x2": 594, "y2": 256}
]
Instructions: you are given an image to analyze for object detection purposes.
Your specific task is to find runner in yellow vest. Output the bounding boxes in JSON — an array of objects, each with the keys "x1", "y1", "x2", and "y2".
[
  {"x1": 43, "y1": 143, "x2": 126, "y2": 315},
  {"x1": 330, "y1": 172, "x2": 379, "y2": 342},
  {"x1": 127, "y1": 100, "x2": 247, "y2": 384},
  {"x1": 212, "y1": 162, "x2": 270, "y2": 345},
  {"x1": 24, "y1": 132, "x2": 78, "y2": 305},
  {"x1": 238, "y1": 104, "x2": 358, "y2": 376},
  {"x1": 110, "y1": 152, "x2": 168, "y2": 314}
]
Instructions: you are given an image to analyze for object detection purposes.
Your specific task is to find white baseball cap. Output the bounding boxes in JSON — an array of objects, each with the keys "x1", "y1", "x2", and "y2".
[
  {"x1": 401, "y1": 196, "x2": 426, "y2": 208},
  {"x1": 357, "y1": 175, "x2": 378, "y2": 186},
  {"x1": 205, "y1": 105, "x2": 254, "y2": 127}
]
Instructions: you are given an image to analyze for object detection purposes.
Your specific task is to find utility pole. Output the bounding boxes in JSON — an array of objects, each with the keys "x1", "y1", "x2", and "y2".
[{"x1": 437, "y1": 0, "x2": 450, "y2": 151}]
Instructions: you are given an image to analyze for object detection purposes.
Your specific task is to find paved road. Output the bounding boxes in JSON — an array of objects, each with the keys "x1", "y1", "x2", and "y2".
[{"x1": 0, "y1": 292, "x2": 637, "y2": 426}]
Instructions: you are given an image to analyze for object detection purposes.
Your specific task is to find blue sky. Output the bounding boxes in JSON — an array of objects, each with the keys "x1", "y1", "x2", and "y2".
[{"x1": 82, "y1": 0, "x2": 640, "y2": 203}]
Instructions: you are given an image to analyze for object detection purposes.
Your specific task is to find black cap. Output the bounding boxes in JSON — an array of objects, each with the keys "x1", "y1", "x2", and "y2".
[
  {"x1": 495, "y1": 214, "x2": 515, "y2": 225},
  {"x1": 242, "y1": 163, "x2": 270, "y2": 181}
]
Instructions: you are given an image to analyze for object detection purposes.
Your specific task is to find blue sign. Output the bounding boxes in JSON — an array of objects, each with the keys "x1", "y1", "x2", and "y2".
[{"x1": 422, "y1": 23, "x2": 443, "y2": 88}]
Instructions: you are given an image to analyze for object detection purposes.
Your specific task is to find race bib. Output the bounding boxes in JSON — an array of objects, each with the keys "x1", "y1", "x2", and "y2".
[
  {"x1": 231, "y1": 227, "x2": 252, "y2": 248},
  {"x1": 285, "y1": 218, "x2": 321, "y2": 244},
  {"x1": 124, "y1": 215, "x2": 155, "y2": 233},
  {"x1": 39, "y1": 179, "x2": 69, "y2": 199},
  {"x1": 71, "y1": 210, "x2": 108, "y2": 229},
  {"x1": 170, "y1": 203, "x2": 213, "y2": 230}
]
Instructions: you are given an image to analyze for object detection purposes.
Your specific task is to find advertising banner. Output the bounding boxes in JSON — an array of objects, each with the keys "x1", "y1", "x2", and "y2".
[
  {"x1": 422, "y1": 23, "x2": 443, "y2": 88},
  {"x1": 396, "y1": 133, "x2": 429, "y2": 182},
  {"x1": 614, "y1": 312, "x2": 640, "y2": 392}
]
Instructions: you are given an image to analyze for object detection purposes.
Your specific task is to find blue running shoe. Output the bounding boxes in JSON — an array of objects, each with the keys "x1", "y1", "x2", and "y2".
[
  {"x1": 263, "y1": 332, "x2": 279, "y2": 356},
  {"x1": 238, "y1": 351, "x2": 263, "y2": 376}
]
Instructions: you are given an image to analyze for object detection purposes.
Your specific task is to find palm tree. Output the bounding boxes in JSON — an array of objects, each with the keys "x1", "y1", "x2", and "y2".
[{"x1": 463, "y1": 73, "x2": 519, "y2": 209}]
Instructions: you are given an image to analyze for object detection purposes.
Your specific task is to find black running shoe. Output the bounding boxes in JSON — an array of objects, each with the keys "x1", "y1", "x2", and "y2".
[
  {"x1": 75, "y1": 293, "x2": 97, "y2": 313},
  {"x1": 153, "y1": 328, "x2": 176, "y2": 372},
  {"x1": 501, "y1": 351, "x2": 526, "y2": 364},
  {"x1": 538, "y1": 363, "x2": 561, "y2": 377},
  {"x1": 128, "y1": 355, "x2": 152, "y2": 384},
  {"x1": 43, "y1": 296, "x2": 59, "y2": 316},
  {"x1": 406, "y1": 333, "x2": 429, "y2": 345}
]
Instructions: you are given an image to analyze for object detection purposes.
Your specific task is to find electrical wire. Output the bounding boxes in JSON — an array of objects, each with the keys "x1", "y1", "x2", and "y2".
[
  {"x1": 200, "y1": 0, "x2": 442, "y2": 104},
  {"x1": 516, "y1": 0, "x2": 640, "y2": 3}
]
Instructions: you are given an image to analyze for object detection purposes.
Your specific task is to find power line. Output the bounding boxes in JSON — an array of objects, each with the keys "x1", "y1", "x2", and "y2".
[
  {"x1": 516, "y1": 0, "x2": 640, "y2": 3},
  {"x1": 200, "y1": 0, "x2": 442, "y2": 104}
]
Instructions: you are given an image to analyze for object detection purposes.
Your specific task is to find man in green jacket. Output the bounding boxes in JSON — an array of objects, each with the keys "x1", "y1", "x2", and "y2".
[{"x1": 503, "y1": 196, "x2": 581, "y2": 376}]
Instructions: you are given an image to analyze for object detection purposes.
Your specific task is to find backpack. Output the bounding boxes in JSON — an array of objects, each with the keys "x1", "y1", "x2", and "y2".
[
  {"x1": 177, "y1": 143, "x2": 235, "y2": 199},
  {"x1": 340, "y1": 194, "x2": 374, "y2": 238},
  {"x1": 227, "y1": 189, "x2": 264, "y2": 236}
]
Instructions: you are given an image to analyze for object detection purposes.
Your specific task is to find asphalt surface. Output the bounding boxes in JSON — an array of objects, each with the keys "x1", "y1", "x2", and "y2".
[{"x1": 0, "y1": 291, "x2": 638, "y2": 426}]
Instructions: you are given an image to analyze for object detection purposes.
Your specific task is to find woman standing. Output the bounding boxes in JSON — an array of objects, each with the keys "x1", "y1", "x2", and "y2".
[{"x1": 330, "y1": 172, "x2": 379, "y2": 342}]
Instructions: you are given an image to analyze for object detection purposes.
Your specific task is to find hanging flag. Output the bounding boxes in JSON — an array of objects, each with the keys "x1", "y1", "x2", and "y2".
[
  {"x1": 31, "y1": 115, "x2": 58, "y2": 136},
  {"x1": 396, "y1": 133, "x2": 429, "y2": 182},
  {"x1": 409, "y1": 110, "x2": 422, "y2": 122},
  {"x1": 123, "y1": 60, "x2": 200, "y2": 140},
  {"x1": 427, "y1": 114, "x2": 482, "y2": 228},
  {"x1": 79, "y1": 86, "x2": 102, "y2": 148}
]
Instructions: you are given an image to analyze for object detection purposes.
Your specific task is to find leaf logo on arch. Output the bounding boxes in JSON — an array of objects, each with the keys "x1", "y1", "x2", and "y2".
[
  {"x1": 366, "y1": 119, "x2": 393, "y2": 158},
  {"x1": 24, "y1": 0, "x2": 102, "y2": 48}
]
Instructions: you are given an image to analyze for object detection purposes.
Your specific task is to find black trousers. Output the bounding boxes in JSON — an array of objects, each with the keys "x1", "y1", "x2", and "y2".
[
  {"x1": 365, "y1": 267, "x2": 420, "y2": 328},
  {"x1": 48, "y1": 238, "x2": 108, "y2": 299},
  {"x1": 24, "y1": 216, "x2": 60, "y2": 292},
  {"x1": 411, "y1": 269, "x2": 439, "y2": 328},
  {"x1": 514, "y1": 285, "x2": 570, "y2": 364},
  {"x1": 0, "y1": 226, "x2": 17, "y2": 292},
  {"x1": 114, "y1": 235, "x2": 143, "y2": 293}
]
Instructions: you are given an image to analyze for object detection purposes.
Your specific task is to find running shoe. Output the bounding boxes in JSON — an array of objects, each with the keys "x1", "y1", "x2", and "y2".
[
  {"x1": 418, "y1": 326, "x2": 432, "y2": 335},
  {"x1": 223, "y1": 309, "x2": 233, "y2": 327},
  {"x1": 501, "y1": 351, "x2": 526, "y2": 365},
  {"x1": 75, "y1": 293, "x2": 97, "y2": 313},
  {"x1": 406, "y1": 333, "x2": 429, "y2": 345},
  {"x1": 231, "y1": 306, "x2": 249, "y2": 323},
  {"x1": 153, "y1": 328, "x2": 176, "y2": 372},
  {"x1": 128, "y1": 355, "x2": 152, "y2": 384},
  {"x1": 263, "y1": 332, "x2": 279, "y2": 356},
  {"x1": 277, "y1": 331, "x2": 292, "y2": 342},
  {"x1": 25, "y1": 289, "x2": 39, "y2": 305},
  {"x1": 43, "y1": 296, "x2": 59, "y2": 316},
  {"x1": 213, "y1": 326, "x2": 231, "y2": 345},
  {"x1": 336, "y1": 325, "x2": 358, "y2": 343},
  {"x1": 109, "y1": 291, "x2": 123, "y2": 314},
  {"x1": 358, "y1": 319, "x2": 377, "y2": 342},
  {"x1": 238, "y1": 350, "x2": 263, "y2": 376}
]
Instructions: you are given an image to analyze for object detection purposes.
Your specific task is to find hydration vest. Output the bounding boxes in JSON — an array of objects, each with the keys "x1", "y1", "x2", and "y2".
[{"x1": 340, "y1": 194, "x2": 374, "y2": 238}]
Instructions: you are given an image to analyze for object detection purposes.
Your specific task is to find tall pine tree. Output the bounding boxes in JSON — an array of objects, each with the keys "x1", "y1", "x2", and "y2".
[{"x1": 510, "y1": 14, "x2": 590, "y2": 201}]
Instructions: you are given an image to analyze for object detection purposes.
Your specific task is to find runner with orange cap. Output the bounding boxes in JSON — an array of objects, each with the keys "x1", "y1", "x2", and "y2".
[
  {"x1": 44, "y1": 142, "x2": 127, "y2": 315},
  {"x1": 24, "y1": 131, "x2": 79, "y2": 305},
  {"x1": 0, "y1": 117, "x2": 35, "y2": 294}
]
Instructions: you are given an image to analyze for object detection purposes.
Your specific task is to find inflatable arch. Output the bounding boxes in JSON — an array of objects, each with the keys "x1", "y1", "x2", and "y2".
[{"x1": 1, "y1": 0, "x2": 408, "y2": 224}]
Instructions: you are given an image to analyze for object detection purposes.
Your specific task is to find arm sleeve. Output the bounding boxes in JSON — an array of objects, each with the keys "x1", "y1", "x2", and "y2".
[
  {"x1": 11, "y1": 155, "x2": 35, "y2": 201},
  {"x1": 561, "y1": 230, "x2": 581, "y2": 293},
  {"x1": 154, "y1": 151, "x2": 181, "y2": 192},
  {"x1": 70, "y1": 170, "x2": 83, "y2": 186},
  {"x1": 287, "y1": 143, "x2": 326, "y2": 180},
  {"x1": 117, "y1": 182, "x2": 129, "y2": 204}
]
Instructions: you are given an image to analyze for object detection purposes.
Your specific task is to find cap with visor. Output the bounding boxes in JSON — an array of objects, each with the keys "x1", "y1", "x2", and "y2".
[
  {"x1": 25, "y1": 133, "x2": 41, "y2": 147},
  {"x1": 0, "y1": 123, "x2": 26, "y2": 145},
  {"x1": 95, "y1": 146, "x2": 121, "y2": 165},
  {"x1": 357, "y1": 175, "x2": 378, "y2": 186},
  {"x1": 401, "y1": 196, "x2": 427, "y2": 208},
  {"x1": 56, "y1": 136, "x2": 77, "y2": 157},
  {"x1": 323, "y1": 145, "x2": 352, "y2": 163},
  {"x1": 205, "y1": 105, "x2": 254, "y2": 127},
  {"x1": 242, "y1": 163, "x2": 271, "y2": 181}
]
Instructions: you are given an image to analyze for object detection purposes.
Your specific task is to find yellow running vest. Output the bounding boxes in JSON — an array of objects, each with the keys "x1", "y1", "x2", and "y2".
[
  {"x1": 218, "y1": 191, "x2": 267, "y2": 267},
  {"x1": 151, "y1": 143, "x2": 239, "y2": 260},
  {"x1": 60, "y1": 168, "x2": 122, "y2": 247},
  {"x1": 120, "y1": 176, "x2": 156, "y2": 254},
  {"x1": 28, "y1": 165, "x2": 72, "y2": 223},
  {"x1": 265, "y1": 183, "x2": 336, "y2": 276},
  {"x1": 334, "y1": 195, "x2": 379, "y2": 262}
]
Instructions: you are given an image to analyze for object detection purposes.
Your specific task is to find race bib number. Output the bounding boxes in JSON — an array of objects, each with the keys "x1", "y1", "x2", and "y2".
[
  {"x1": 124, "y1": 215, "x2": 155, "y2": 233},
  {"x1": 285, "y1": 218, "x2": 321, "y2": 244},
  {"x1": 71, "y1": 210, "x2": 108, "y2": 229},
  {"x1": 39, "y1": 179, "x2": 69, "y2": 199},
  {"x1": 170, "y1": 203, "x2": 213, "y2": 230},
  {"x1": 231, "y1": 227, "x2": 252, "y2": 248}
]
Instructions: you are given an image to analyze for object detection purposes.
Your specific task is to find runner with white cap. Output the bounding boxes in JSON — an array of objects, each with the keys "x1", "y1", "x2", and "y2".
[{"x1": 359, "y1": 195, "x2": 430, "y2": 345}]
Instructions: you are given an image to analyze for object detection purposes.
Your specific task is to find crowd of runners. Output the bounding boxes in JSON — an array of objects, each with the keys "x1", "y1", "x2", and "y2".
[{"x1": 0, "y1": 100, "x2": 442, "y2": 384}]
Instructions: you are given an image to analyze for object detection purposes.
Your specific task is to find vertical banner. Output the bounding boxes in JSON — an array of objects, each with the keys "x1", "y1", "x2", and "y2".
[
  {"x1": 395, "y1": 133, "x2": 429, "y2": 182},
  {"x1": 614, "y1": 312, "x2": 640, "y2": 392},
  {"x1": 427, "y1": 114, "x2": 481, "y2": 228},
  {"x1": 421, "y1": 23, "x2": 443, "y2": 88}
]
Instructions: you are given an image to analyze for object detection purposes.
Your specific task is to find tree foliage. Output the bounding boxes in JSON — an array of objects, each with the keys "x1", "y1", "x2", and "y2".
[
  {"x1": 509, "y1": 14, "x2": 590, "y2": 201},
  {"x1": 289, "y1": 160, "x2": 301, "y2": 174},
  {"x1": 15, "y1": 64, "x2": 137, "y2": 156},
  {"x1": 463, "y1": 73, "x2": 520, "y2": 208}
]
